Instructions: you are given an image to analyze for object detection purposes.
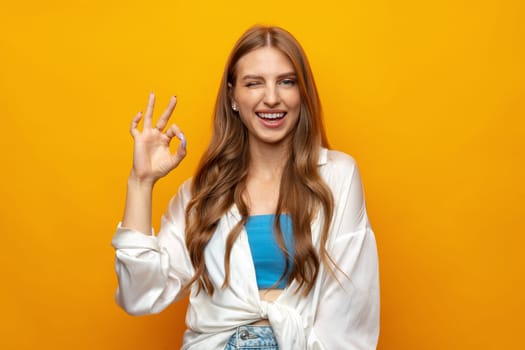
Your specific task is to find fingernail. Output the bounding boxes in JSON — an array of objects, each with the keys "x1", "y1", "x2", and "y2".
[{"x1": 179, "y1": 133, "x2": 186, "y2": 148}]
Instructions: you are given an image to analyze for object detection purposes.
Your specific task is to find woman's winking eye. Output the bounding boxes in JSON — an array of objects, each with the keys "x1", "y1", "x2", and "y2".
[{"x1": 245, "y1": 81, "x2": 262, "y2": 87}]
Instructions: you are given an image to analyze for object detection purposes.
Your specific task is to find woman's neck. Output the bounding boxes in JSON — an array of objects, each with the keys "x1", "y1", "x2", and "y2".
[
  {"x1": 247, "y1": 140, "x2": 290, "y2": 181},
  {"x1": 244, "y1": 140, "x2": 291, "y2": 215}
]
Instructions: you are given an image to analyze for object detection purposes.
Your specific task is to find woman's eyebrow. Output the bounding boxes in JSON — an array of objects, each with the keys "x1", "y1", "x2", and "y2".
[
  {"x1": 241, "y1": 75, "x2": 263, "y2": 80},
  {"x1": 277, "y1": 72, "x2": 297, "y2": 79}
]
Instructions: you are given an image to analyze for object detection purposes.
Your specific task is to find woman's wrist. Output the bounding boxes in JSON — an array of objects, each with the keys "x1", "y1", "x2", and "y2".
[{"x1": 128, "y1": 171, "x2": 156, "y2": 189}]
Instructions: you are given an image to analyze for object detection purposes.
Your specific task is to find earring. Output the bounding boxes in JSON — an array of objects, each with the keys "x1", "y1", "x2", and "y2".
[{"x1": 232, "y1": 103, "x2": 238, "y2": 112}]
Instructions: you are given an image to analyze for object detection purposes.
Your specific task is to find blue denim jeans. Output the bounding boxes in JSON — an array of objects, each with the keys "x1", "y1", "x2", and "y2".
[{"x1": 224, "y1": 325, "x2": 279, "y2": 350}]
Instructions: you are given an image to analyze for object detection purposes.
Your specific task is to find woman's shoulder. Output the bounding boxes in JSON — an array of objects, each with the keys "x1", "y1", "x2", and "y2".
[
  {"x1": 178, "y1": 177, "x2": 193, "y2": 196},
  {"x1": 164, "y1": 178, "x2": 193, "y2": 220},
  {"x1": 322, "y1": 148, "x2": 359, "y2": 172}
]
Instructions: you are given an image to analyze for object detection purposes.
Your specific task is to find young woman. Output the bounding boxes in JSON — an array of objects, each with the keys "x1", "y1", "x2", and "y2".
[{"x1": 112, "y1": 25, "x2": 380, "y2": 349}]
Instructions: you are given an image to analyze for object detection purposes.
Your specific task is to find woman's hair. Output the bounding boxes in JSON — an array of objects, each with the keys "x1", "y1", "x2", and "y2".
[{"x1": 184, "y1": 25, "x2": 334, "y2": 296}]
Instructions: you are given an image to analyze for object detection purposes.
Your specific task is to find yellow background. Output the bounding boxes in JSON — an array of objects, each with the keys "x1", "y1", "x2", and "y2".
[{"x1": 1, "y1": 0, "x2": 523, "y2": 348}]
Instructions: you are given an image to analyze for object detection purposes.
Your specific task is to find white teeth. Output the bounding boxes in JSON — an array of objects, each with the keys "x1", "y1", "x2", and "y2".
[{"x1": 257, "y1": 112, "x2": 285, "y2": 120}]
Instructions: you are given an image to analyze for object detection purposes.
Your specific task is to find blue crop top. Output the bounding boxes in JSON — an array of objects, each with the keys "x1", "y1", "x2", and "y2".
[{"x1": 245, "y1": 214, "x2": 295, "y2": 289}]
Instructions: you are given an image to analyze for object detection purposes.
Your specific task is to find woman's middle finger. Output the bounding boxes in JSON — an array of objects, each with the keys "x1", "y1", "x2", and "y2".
[{"x1": 155, "y1": 96, "x2": 177, "y2": 131}]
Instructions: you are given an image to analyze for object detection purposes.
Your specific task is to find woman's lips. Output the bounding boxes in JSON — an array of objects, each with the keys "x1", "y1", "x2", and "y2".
[
  {"x1": 256, "y1": 112, "x2": 287, "y2": 128},
  {"x1": 256, "y1": 112, "x2": 286, "y2": 120}
]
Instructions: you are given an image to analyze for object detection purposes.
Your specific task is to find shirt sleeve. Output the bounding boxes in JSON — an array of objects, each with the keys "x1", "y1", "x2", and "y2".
[
  {"x1": 111, "y1": 180, "x2": 195, "y2": 316},
  {"x1": 309, "y1": 154, "x2": 380, "y2": 349}
]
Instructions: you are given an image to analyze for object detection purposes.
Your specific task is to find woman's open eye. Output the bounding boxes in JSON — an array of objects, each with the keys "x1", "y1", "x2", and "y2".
[{"x1": 280, "y1": 79, "x2": 296, "y2": 86}]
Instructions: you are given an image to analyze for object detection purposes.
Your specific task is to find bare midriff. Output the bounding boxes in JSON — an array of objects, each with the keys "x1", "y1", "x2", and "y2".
[{"x1": 250, "y1": 289, "x2": 283, "y2": 326}]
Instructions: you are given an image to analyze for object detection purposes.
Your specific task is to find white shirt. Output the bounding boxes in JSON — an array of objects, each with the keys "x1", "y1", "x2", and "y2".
[{"x1": 112, "y1": 148, "x2": 380, "y2": 349}]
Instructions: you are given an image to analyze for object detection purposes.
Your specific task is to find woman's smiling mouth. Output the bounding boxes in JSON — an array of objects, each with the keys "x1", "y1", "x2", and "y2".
[{"x1": 256, "y1": 112, "x2": 286, "y2": 120}]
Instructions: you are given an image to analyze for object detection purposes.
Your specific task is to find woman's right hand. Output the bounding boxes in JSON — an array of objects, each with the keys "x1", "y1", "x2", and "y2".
[{"x1": 129, "y1": 92, "x2": 186, "y2": 184}]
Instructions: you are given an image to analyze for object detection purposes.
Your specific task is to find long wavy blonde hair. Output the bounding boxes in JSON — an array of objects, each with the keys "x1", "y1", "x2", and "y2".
[{"x1": 184, "y1": 25, "x2": 334, "y2": 296}]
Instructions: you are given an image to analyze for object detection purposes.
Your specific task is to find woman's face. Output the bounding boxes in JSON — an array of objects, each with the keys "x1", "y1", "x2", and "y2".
[{"x1": 231, "y1": 46, "x2": 301, "y2": 147}]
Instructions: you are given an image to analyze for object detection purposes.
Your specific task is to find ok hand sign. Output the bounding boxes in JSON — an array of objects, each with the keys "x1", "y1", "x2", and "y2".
[{"x1": 129, "y1": 93, "x2": 186, "y2": 184}]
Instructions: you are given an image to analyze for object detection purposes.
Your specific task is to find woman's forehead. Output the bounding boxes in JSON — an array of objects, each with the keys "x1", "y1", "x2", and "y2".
[{"x1": 235, "y1": 47, "x2": 295, "y2": 78}]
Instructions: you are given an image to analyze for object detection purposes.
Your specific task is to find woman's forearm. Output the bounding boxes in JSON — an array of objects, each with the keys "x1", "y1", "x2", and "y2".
[{"x1": 122, "y1": 174, "x2": 155, "y2": 235}]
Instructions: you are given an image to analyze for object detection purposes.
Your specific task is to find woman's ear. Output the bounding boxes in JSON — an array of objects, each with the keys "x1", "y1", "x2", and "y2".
[{"x1": 227, "y1": 82, "x2": 238, "y2": 112}]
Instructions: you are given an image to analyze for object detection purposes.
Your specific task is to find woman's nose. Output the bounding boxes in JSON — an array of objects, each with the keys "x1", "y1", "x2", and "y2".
[{"x1": 263, "y1": 85, "x2": 280, "y2": 107}]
